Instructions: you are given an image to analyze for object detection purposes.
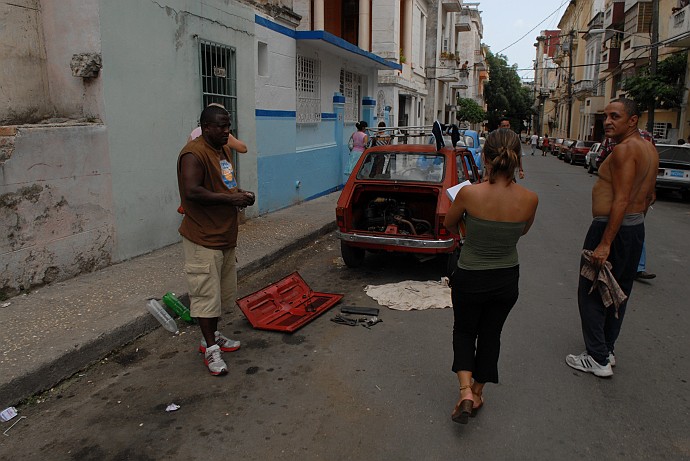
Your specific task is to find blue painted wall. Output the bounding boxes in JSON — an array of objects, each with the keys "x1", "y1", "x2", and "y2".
[{"x1": 256, "y1": 112, "x2": 341, "y2": 213}]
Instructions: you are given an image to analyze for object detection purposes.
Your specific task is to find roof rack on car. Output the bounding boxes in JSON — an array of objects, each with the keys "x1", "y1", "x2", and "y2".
[{"x1": 366, "y1": 125, "x2": 435, "y2": 144}]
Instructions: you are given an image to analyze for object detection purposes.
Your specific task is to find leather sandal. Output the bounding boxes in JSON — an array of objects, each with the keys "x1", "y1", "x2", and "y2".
[{"x1": 451, "y1": 385, "x2": 474, "y2": 424}]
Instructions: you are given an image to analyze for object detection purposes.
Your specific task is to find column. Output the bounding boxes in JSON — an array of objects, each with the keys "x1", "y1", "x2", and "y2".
[
  {"x1": 358, "y1": 0, "x2": 370, "y2": 51},
  {"x1": 314, "y1": 0, "x2": 324, "y2": 30},
  {"x1": 403, "y1": 0, "x2": 413, "y2": 66},
  {"x1": 333, "y1": 93, "x2": 347, "y2": 183},
  {"x1": 362, "y1": 96, "x2": 376, "y2": 129}
]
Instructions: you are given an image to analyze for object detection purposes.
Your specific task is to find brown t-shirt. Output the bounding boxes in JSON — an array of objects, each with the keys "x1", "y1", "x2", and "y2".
[{"x1": 177, "y1": 137, "x2": 239, "y2": 249}]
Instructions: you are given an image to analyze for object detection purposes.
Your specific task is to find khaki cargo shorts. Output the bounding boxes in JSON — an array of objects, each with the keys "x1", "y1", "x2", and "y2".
[{"x1": 182, "y1": 237, "x2": 237, "y2": 318}]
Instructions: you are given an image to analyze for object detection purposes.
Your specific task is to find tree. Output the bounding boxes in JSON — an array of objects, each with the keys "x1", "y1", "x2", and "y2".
[
  {"x1": 623, "y1": 51, "x2": 687, "y2": 112},
  {"x1": 483, "y1": 51, "x2": 534, "y2": 131},
  {"x1": 455, "y1": 97, "x2": 486, "y2": 125}
]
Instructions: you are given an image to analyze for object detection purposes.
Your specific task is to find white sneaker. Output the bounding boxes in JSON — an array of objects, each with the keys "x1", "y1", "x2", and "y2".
[
  {"x1": 199, "y1": 331, "x2": 241, "y2": 353},
  {"x1": 565, "y1": 352, "x2": 613, "y2": 377},
  {"x1": 204, "y1": 344, "x2": 228, "y2": 376},
  {"x1": 608, "y1": 352, "x2": 616, "y2": 367}
]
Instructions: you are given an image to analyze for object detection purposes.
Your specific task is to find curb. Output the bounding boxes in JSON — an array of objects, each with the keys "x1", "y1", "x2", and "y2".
[{"x1": 3, "y1": 221, "x2": 337, "y2": 406}]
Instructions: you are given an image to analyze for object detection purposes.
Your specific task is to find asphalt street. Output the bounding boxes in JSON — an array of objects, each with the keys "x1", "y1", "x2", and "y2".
[{"x1": 1, "y1": 152, "x2": 689, "y2": 460}]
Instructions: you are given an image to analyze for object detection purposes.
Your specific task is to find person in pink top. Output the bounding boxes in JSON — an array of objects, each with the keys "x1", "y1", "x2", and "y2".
[{"x1": 346, "y1": 121, "x2": 369, "y2": 176}]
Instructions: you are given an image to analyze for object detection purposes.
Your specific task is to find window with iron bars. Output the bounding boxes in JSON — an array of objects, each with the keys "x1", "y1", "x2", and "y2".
[
  {"x1": 199, "y1": 40, "x2": 239, "y2": 178},
  {"x1": 340, "y1": 69, "x2": 361, "y2": 123},
  {"x1": 652, "y1": 122, "x2": 668, "y2": 140},
  {"x1": 199, "y1": 40, "x2": 238, "y2": 135},
  {"x1": 296, "y1": 55, "x2": 321, "y2": 124}
]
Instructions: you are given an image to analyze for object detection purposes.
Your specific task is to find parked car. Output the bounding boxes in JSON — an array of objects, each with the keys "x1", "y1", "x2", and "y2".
[
  {"x1": 558, "y1": 139, "x2": 575, "y2": 160},
  {"x1": 565, "y1": 140, "x2": 597, "y2": 165},
  {"x1": 655, "y1": 144, "x2": 690, "y2": 200},
  {"x1": 584, "y1": 142, "x2": 603, "y2": 173},
  {"x1": 336, "y1": 143, "x2": 481, "y2": 272},
  {"x1": 460, "y1": 129, "x2": 483, "y2": 174},
  {"x1": 551, "y1": 138, "x2": 564, "y2": 156}
]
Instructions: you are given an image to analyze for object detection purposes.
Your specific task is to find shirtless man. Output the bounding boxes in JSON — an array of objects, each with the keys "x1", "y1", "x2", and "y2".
[{"x1": 566, "y1": 98, "x2": 658, "y2": 378}]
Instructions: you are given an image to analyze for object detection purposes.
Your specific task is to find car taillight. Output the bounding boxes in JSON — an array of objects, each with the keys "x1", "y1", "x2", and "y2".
[
  {"x1": 438, "y1": 216, "x2": 451, "y2": 237},
  {"x1": 336, "y1": 207, "x2": 345, "y2": 228}
]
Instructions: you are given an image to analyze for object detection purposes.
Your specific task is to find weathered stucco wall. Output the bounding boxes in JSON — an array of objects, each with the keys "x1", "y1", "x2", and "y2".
[
  {"x1": 0, "y1": 125, "x2": 114, "y2": 299},
  {"x1": 0, "y1": 0, "x2": 52, "y2": 124},
  {"x1": 98, "y1": 0, "x2": 258, "y2": 261},
  {"x1": 40, "y1": 0, "x2": 104, "y2": 120}
]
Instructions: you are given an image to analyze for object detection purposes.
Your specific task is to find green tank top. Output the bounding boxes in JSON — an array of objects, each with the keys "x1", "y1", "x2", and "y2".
[{"x1": 457, "y1": 214, "x2": 526, "y2": 270}]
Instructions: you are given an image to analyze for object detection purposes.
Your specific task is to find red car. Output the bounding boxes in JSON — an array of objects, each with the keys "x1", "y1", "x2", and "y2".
[
  {"x1": 335, "y1": 142, "x2": 481, "y2": 273},
  {"x1": 564, "y1": 140, "x2": 597, "y2": 165}
]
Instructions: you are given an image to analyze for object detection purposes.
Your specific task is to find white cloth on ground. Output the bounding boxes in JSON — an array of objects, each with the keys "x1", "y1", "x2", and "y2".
[{"x1": 364, "y1": 279, "x2": 451, "y2": 311}]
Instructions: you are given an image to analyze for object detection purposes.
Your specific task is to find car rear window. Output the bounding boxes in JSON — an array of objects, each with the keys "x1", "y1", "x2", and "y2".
[
  {"x1": 356, "y1": 152, "x2": 446, "y2": 182},
  {"x1": 656, "y1": 145, "x2": 690, "y2": 163},
  {"x1": 576, "y1": 141, "x2": 596, "y2": 148}
]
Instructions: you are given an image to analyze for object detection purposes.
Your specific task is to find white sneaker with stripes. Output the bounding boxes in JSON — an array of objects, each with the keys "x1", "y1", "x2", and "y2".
[{"x1": 565, "y1": 352, "x2": 613, "y2": 377}]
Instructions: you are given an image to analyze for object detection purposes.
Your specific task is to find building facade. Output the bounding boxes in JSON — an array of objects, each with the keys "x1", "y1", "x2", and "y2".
[
  {"x1": 0, "y1": 0, "x2": 400, "y2": 297},
  {"x1": 542, "y1": 0, "x2": 686, "y2": 144}
]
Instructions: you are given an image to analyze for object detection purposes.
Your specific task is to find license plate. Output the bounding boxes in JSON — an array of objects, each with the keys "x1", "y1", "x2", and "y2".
[{"x1": 671, "y1": 170, "x2": 685, "y2": 178}]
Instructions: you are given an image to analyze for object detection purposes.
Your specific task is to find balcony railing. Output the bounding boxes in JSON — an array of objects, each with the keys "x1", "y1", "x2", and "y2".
[
  {"x1": 573, "y1": 80, "x2": 594, "y2": 99},
  {"x1": 454, "y1": 12, "x2": 471, "y2": 32},
  {"x1": 668, "y1": 4, "x2": 690, "y2": 47},
  {"x1": 437, "y1": 58, "x2": 460, "y2": 82},
  {"x1": 441, "y1": 0, "x2": 462, "y2": 12}
]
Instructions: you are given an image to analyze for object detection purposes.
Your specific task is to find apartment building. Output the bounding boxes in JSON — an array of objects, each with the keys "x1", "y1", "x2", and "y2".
[
  {"x1": 533, "y1": 30, "x2": 561, "y2": 136},
  {"x1": 543, "y1": 0, "x2": 687, "y2": 144}
]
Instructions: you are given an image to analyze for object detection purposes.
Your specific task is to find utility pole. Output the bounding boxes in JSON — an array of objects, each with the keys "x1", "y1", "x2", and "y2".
[
  {"x1": 567, "y1": 29, "x2": 574, "y2": 139},
  {"x1": 647, "y1": 0, "x2": 659, "y2": 134}
]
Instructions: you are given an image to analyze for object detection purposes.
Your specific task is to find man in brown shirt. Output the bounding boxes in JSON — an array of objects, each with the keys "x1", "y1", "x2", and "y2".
[
  {"x1": 566, "y1": 98, "x2": 658, "y2": 378},
  {"x1": 177, "y1": 105, "x2": 255, "y2": 376}
]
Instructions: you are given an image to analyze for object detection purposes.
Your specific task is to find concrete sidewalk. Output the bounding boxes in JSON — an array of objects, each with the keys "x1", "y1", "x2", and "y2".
[{"x1": 0, "y1": 192, "x2": 339, "y2": 408}]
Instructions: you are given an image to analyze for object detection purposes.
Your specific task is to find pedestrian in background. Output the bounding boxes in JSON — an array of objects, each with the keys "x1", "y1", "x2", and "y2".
[
  {"x1": 542, "y1": 134, "x2": 549, "y2": 156},
  {"x1": 499, "y1": 118, "x2": 524, "y2": 179},
  {"x1": 346, "y1": 121, "x2": 369, "y2": 177},
  {"x1": 444, "y1": 128, "x2": 538, "y2": 424},
  {"x1": 177, "y1": 105, "x2": 255, "y2": 376},
  {"x1": 530, "y1": 133, "x2": 538, "y2": 155},
  {"x1": 566, "y1": 98, "x2": 658, "y2": 378}
]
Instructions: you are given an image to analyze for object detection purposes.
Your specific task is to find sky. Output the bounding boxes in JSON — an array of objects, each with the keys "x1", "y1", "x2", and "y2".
[{"x1": 478, "y1": 0, "x2": 571, "y2": 81}]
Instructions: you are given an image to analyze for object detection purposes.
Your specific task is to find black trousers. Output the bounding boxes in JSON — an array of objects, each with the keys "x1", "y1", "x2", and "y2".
[
  {"x1": 578, "y1": 220, "x2": 644, "y2": 364},
  {"x1": 451, "y1": 266, "x2": 519, "y2": 383}
]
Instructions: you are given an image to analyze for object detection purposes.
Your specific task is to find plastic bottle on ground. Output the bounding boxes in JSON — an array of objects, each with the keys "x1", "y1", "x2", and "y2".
[
  {"x1": 162, "y1": 292, "x2": 193, "y2": 323},
  {"x1": 145, "y1": 299, "x2": 179, "y2": 334}
]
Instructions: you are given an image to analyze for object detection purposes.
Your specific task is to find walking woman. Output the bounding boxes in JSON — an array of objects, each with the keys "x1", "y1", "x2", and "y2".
[
  {"x1": 444, "y1": 128, "x2": 538, "y2": 424},
  {"x1": 346, "y1": 121, "x2": 369, "y2": 176}
]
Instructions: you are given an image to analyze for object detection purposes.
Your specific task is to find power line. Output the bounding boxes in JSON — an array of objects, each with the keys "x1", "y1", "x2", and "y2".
[{"x1": 494, "y1": 0, "x2": 571, "y2": 56}]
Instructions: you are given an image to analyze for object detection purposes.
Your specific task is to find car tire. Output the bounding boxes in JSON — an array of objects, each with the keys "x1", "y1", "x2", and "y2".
[
  {"x1": 588, "y1": 163, "x2": 595, "y2": 174},
  {"x1": 682, "y1": 189, "x2": 690, "y2": 202},
  {"x1": 341, "y1": 241, "x2": 365, "y2": 268}
]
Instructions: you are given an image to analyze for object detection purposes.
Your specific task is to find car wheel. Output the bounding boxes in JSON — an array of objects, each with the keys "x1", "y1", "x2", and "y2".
[
  {"x1": 682, "y1": 190, "x2": 690, "y2": 202},
  {"x1": 445, "y1": 248, "x2": 460, "y2": 277},
  {"x1": 588, "y1": 163, "x2": 595, "y2": 174},
  {"x1": 341, "y1": 241, "x2": 365, "y2": 267}
]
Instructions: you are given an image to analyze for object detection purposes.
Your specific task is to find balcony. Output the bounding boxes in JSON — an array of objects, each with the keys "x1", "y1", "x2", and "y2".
[
  {"x1": 600, "y1": 46, "x2": 621, "y2": 73},
  {"x1": 441, "y1": 0, "x2": 462, "y2": 12},
  {"x1": 454, "y1": 12, "x2": 471, "y2": 32},
  {"x1": 668, "y1": 4, "x2": 690, "y2": 47},
  {"x1": 450, "y1": 70, "x2": 470, "y2": 89},
  {"x1": 573, "y1": 80, "x2": 594, "y2": 100},
  {"x1": 602, "y1": 1, "x2": 624, "y2": 29}
]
